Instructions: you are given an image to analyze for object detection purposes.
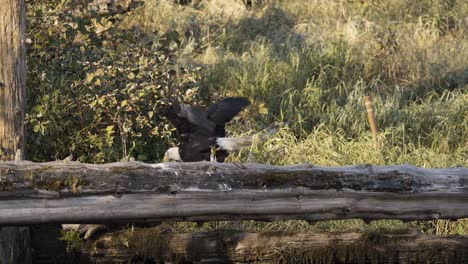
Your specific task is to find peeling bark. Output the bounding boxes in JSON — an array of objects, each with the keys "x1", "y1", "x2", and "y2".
[{"x1": 0, "y1": 161, "x2": 466, "y2": 225}]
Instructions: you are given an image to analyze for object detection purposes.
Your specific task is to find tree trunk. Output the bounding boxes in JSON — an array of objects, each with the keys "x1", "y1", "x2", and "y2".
[
  {"x1": 0, "y1": 161, "x2": 467, "y2": 224},
  {"x1": 0, "y1": 0, "x2": 31, "y2": 262}
]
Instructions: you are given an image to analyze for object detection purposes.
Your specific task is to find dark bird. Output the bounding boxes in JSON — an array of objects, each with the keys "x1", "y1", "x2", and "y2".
[{"x1": 160, "y1": 97, "x2": 251, "y2": 162}]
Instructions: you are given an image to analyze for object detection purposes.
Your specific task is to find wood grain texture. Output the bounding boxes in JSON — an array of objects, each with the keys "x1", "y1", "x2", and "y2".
[
  {"x1": 0, "y1": 1, "x2": 30, "y2": 263},
  {"x1": 0, "y1": 0, "x2": 26, "y2": 161},
  {"x1": 0, "y1": 161, "x2": 467, "y2": 224}
]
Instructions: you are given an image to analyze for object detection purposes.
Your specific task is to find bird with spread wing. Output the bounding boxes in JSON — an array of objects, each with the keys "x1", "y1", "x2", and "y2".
[{"x1": 160, "y1": 97, "x2": 251, "y2": 162}]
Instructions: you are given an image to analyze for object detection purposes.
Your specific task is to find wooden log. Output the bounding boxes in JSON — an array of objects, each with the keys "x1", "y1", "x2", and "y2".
[
  {"x1": 0, "y1": 0, "x2": 31, "y2": 262},
  {"x1": 67, "y1": 228, "x2": 468, "y2": 264},
  {"x1": 0, "y1": 161, "x2": 466, "y2": 225}
]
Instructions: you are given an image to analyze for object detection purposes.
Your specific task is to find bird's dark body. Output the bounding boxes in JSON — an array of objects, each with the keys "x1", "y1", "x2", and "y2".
[
  {"x1": 178, "y1": 133, "x2": 221, "y2": 162},
  {"x1": 160, "y1": 97, "x2": 250, "y2": 162}
]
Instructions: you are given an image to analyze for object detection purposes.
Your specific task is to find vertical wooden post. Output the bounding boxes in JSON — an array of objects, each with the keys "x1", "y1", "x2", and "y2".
[
  {"x1": 0, "y1": 0, "x2": 26, "y2": 159},
  {"x1": 364, "y1": 96, "x2": 379, "y2": 150},
  {"x1": 0, "y1": 0, "x2": 31, "y2": 263}
]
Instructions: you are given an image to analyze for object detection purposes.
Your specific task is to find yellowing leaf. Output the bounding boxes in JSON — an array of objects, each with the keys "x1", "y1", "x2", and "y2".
[
  {"x1": 95, "y1": 68, "x2": 104, "y2": 76},
  {"x1": 89, "y1": 100, "x2": 97, "y2": 108},
  {"x1": 150, "y1": 128, "x2": 158, "y2": 135},
  {"x1": 259, "y1": 103, "x2": 269, "y2": 115},
  {"x1": 85, "y1": 73, "x2": 95, "y2": 83}
]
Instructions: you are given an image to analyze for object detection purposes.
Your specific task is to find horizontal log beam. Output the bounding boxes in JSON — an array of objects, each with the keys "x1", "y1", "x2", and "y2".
[
  {"x1": 70, "y1": 229, "x2": 468, "y2": 263},
  {"x1": 0, "y1": 161, "x2": 467, "y2": 225}
]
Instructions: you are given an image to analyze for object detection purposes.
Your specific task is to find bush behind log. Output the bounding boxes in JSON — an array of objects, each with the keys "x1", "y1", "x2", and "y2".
[{"x1": 26, "y1": 0, "x2": 204, "y2": 163}]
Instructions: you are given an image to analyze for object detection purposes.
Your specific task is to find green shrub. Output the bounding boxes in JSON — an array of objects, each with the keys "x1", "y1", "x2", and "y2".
[{"x1": 26, "y1": 0, "x2": 204, "y2": 162}]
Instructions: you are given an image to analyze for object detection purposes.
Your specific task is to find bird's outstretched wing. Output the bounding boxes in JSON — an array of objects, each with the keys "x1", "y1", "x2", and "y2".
[
  {"x1": 205, "y1": 97, "x2": 250, "y2": 125},
  {"x1": 159, "y1": 103, "x2": 194, "y2": 134},
  {"x1": 181, "y1": 105, "x2": 215, "y2": 133},
  {"x1": 159, "y1": 103, "x2": 215, "y2": 134}
]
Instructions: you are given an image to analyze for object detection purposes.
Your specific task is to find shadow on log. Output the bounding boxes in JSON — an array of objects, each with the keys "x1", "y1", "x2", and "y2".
[{"x1": 0, "y1": 161, "x2": 467, "y2": 225}]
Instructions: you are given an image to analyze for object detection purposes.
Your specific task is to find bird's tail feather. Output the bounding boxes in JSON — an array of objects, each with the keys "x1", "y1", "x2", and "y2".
[
  {"x1": 215, "y1": 124, "x2": 281, "y2": 151},
  {"x1": 216, "y1": 136, "x2": 253, "y2": 151}
]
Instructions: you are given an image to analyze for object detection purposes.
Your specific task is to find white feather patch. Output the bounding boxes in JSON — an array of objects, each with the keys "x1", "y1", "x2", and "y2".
[{"x1": 216, "y1": 136, "x2": 252, "y2": 151}]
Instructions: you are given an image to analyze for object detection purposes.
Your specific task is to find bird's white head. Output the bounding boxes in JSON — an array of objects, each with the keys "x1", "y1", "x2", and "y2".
[{"x1": 163, "y1": 147, "x2": 182, "y2": 162}]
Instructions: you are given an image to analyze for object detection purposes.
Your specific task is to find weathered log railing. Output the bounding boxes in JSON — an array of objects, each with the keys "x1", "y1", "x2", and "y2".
[{"x1": 0, "y1": 161, "x2": 467, "y2": 225}]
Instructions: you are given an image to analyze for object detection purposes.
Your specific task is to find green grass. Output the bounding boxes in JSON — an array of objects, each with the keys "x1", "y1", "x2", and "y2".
[
  {"x1": 162, "y1": 218, "x2": 468, "y2": 236},
  {"x1": 124, "y1": 0, "x2": 467, "y2": 167}
]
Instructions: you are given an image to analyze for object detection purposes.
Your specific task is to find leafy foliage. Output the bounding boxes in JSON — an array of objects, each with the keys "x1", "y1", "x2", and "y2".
[
  {"x1": 26, "y1": 0, "x2": 203, "y2": 162},
  {"x1": 59, "y1": 230, "x2": 85, "y2": 253}
]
